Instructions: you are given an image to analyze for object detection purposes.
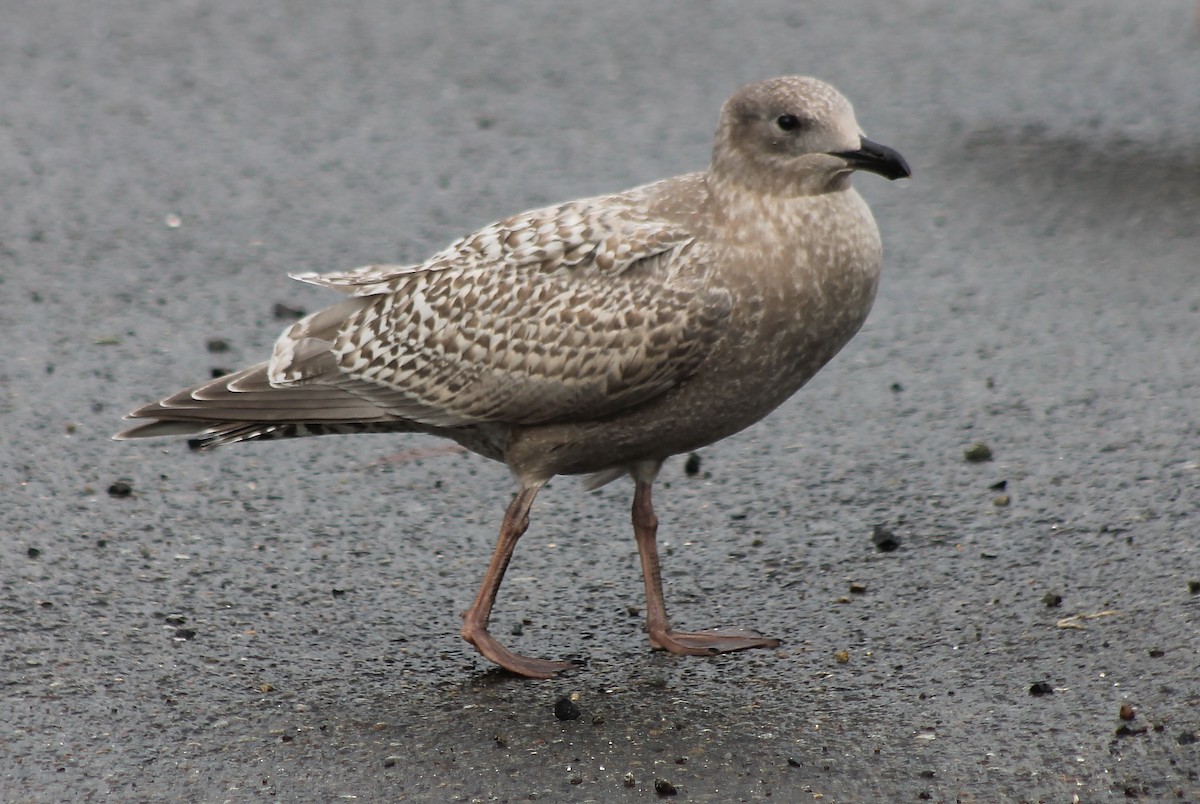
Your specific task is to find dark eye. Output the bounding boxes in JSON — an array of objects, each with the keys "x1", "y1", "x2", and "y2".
[{"x1": 776, "y1": 114, "x2": 802, "y2": 132}]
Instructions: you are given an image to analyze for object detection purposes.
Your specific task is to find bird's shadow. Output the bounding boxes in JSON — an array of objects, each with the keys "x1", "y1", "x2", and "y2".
[{"x1": 950, "y1": 122, "x2": 1200, "y2": 244}]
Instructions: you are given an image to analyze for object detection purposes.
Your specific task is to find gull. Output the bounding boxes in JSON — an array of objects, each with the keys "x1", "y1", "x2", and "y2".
[{"x1": 118, "y1": 76, "x2": 910, "y2": 678}]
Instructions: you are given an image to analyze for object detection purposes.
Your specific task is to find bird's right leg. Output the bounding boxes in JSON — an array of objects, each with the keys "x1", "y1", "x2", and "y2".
[
  {"x1": 632, "y1": 475, "x2": 781, "y2": 655},
  {"x1": 460, "y1": 483, "x2": 576, "y2": 679}
]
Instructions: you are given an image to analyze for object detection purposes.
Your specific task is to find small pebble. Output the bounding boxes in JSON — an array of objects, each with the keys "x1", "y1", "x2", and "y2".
[
  {"x1": 964, "y1": 442, "x2": 993, "y2": 462},
  {"x1": 273, "y1": 302, "x2": 307, "y2": 320},
  {"x1": 834, "y1": 650, "x2": 850, "y2": 664},
  {"x1": 1178, "y1": 731, "x2": 1197, "y2": 746},
  {"x1": 1188, "y1": 580, "x2": 1200, "y2": 595},
  {"x1": 992, "y1": 494, "x2": 1010, "y2": 507},
  {"x1": 1119, "y1": 704, "x2": 1136, "y2": 721},
  {"x1": 107, "y1": 480, "x2": 133, "y2": 498},
  {"x1": 553, "y1": 697, "x2": 581, "y2": 721},
  {"x1": 623, "y1": 772, "x2": 636, "y2": 788},
  {"x1": 1029, "y1": 681, "x2": 1053, "y2": 696},
  {"x1": 849, "y1": 582, "x2": 867, "y2": 594},
  {"x1": 27, "y1": 546, "x2": 41, "y2": 559},
  {"x1": 684, "y1": 453, "x2": 701, "y2": 476},
  {"x1": 872, "y1": 524, "x2": 900, "y2": 552},
  {"x1": 1041, "y1": 592, "x2": 1063, "y2": 608},
  {"x1": 654, "y1": 778, "x2": 678, "y2": 797},
  {"x1": 205, "y1": 337, "x2": 230, "y2": 353},
  {"x1": 989, "y1": 479, "x2": 1008, "y2": 491}
]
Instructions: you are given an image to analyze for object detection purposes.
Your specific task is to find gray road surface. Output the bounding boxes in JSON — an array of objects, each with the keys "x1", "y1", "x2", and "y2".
[{"x1": 2, "y1": 2, "x2": 1198, "y2": 801}]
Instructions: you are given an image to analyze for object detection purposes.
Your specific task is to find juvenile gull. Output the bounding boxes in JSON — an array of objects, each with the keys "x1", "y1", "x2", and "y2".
[{"x1": 117, "y1": 76, "x2": 910, "y2": 678}]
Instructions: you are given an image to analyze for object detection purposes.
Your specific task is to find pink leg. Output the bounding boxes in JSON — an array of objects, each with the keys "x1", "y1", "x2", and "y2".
[
  {"x1": 632, "y1": 478, "x2": 780, "y2": 655},
  {"x1": 460, "y1": 485, "x2": 576, "y2": 678}
]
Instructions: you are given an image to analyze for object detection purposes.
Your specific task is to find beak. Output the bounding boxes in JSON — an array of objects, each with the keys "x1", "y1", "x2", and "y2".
[{"x1": 830, "y1": 137, "x2": 911, "y2": 181}]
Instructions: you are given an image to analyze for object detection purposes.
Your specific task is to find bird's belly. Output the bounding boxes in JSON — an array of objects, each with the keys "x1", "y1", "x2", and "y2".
[{"x1": 508, "y1": 238, "x2": 881, "y2": 480}]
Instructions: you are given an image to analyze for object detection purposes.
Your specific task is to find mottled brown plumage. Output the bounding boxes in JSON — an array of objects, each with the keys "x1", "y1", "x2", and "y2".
[{"x1": 118, "y1": 76, "x2": 909, "y2": 677}]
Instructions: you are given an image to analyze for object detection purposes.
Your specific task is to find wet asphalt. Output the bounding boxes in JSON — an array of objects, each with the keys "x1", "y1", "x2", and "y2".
[{"x1": 2, "y1": 1, "x2": 1198, "y2": 801}]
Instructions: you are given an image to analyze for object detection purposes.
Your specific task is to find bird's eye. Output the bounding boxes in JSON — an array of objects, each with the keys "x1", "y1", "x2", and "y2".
[{"x1": 776, "y1": 114, "x2": 803, "y2": 132}]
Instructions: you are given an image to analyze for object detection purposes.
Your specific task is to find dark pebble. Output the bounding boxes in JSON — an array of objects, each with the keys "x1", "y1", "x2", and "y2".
[
  {"x1": 1148, "y1": 648, "x2": 1165, "y2": 658},
  {"x1": 1029, "y1": 681, "x2": 1053, "y2": 696},
  {"x1": 1119, "y1": 704, "x2": 1136, "y2": 721},
  {"x1": 205, "y1": 337, "x2": 230, "y2": 353},
  {"x1": 1042, "y1": 592, "x2": 1063, "y2": 608},
  {"x1": 786, "y1": 757, "x2": 802, "y2": 768},
  {"x1": 107, "y1": 480, "x2": 133, "y2": 498},
  {"x1": 27, "y1": 546, "x2": 41, "y2": 559},
  {"x1": 872, "y1": 524, "x2": 901, "y2": 552},
  {"x1": 1178, "y1": 731, "x2": 1198, "y2": 746},
  {"x1": 173, "y1": 628, "x2": 197, "y2": 640},
  {"x1": 273, "y1": 302, "x2": 307, "y2": 320},
  {"x1": 654, "y1": 778, "x2": 678, "y2": 797},
  {"x1": 511, "y1": 622, "x2": 524, "y2": 636},
  {"x1": 1115, "y1": 724, "x2": 1147, "y2": 738},
  {"x1": 494, "y1": 733, "x2": 508, "y2": 748},
  {"x1": 964, "y1": 442, "x2": 993, "y2": 462},
  {"x1": 890, "y1": 382, "x2": 903, "y2": 393},
  {"x1": 1188, "y1": 580, "x2": 1200, "y2": 595},
  {"x1": 210, "y1": 367, "x2": 231, "y2": 379},
  {"x1": 684, "y1": 453, "x2": 701, "y2": 476},
  {"x1": 331, "y1": 588, "x2": 346, "y2": 598},
  {"x1": 553, "y1": 697, "x2": 581, "y2": 721},
  {"x1": 989, "y1": 479, "x2": 1008, "y2": 491},
  {"x1": 164, "y1": 614, "x2": 187, "y2": 625}
]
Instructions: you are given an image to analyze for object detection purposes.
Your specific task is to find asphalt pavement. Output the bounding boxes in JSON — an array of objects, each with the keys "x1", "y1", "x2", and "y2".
[{"x1": 2, "y1": 2, "x2": 1198, "y2": 801}]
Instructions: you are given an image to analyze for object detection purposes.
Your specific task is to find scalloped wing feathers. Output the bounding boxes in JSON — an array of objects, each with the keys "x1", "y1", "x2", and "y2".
[{"x1": 269, "y1": 196, "x2": 729, "y2": 428}]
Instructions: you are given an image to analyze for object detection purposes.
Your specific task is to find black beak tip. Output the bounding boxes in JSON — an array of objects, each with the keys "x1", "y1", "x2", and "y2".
[{"x1": 832, "y1": 137, "x2": 912, "y2": 181}]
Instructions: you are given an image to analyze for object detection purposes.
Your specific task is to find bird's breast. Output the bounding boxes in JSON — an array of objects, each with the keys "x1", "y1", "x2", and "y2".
[{"x1": 709, "y1": 188, "x2": 882, "y2": 388}]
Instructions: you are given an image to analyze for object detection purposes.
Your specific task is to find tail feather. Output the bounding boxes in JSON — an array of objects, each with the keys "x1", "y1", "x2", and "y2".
[{"x1": 115, "y1": 361, "x2": 408, "y2": 446}]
